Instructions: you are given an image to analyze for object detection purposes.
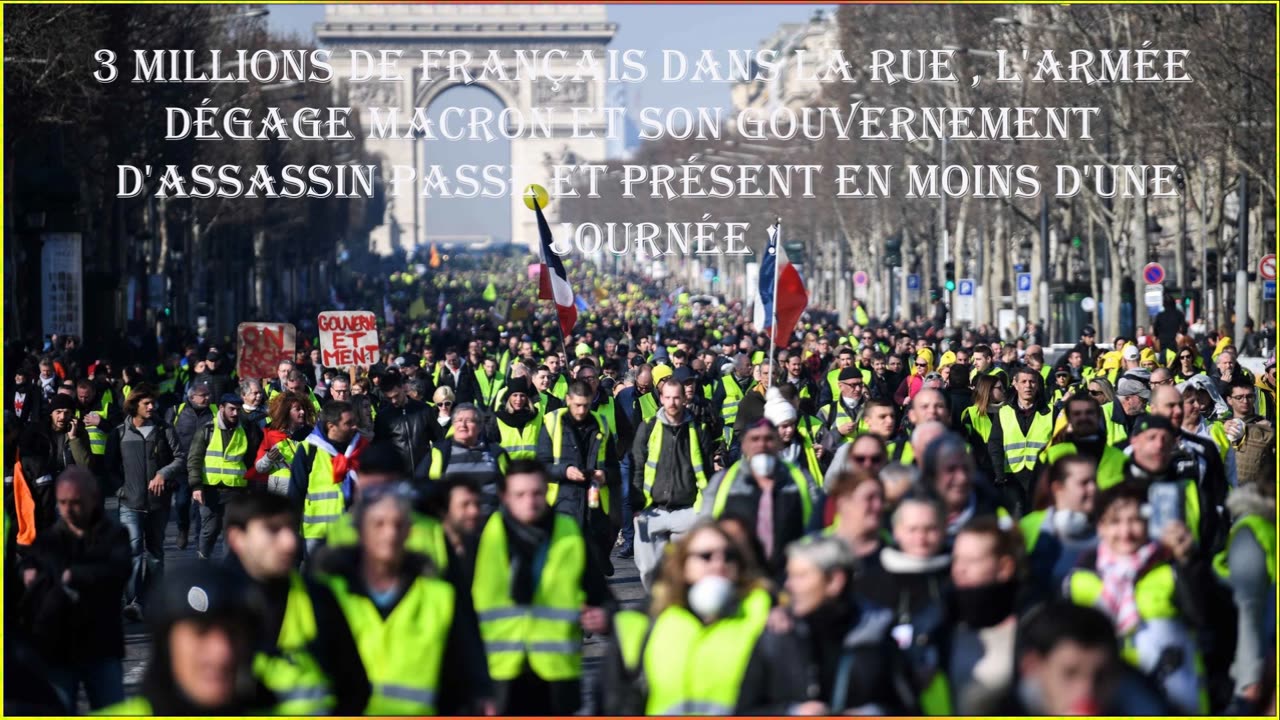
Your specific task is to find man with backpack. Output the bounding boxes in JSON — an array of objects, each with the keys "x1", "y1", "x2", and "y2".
[{"x1": 1224, "y1": 377, "x2": 1275, "y2": 490}]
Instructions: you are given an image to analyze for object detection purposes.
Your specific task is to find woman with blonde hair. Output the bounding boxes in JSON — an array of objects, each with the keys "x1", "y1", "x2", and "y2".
[
  {"x1": 602, "y1": 521, "x2": 775, "y2": 715},
  {"x1": 963, "y1": 374, "x2": 1006, "y2": 473}
]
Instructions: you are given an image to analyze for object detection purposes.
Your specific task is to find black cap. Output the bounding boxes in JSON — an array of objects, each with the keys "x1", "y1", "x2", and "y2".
[
  {"x1": 219, "y1": 393, "x2": 243, "y2": 406},
  {"x1": 673, "y1": 366, "x2": 697, "y2": 384},
  {"x1": 1053, "y1": 367, "x2": 1072, "y2": 377},
  {"x1": 505, "y1": 376, "x2": 533, "y2": 397},
  {"x1": 145, "y1": 564, "x2": 258, "y2": 635},
  {"x1": 838, "y1": 367, "x2": 861, "y2": 382},
  {"x1": 1131, "y1": 414, "x2": 1175, "y2": 435},
  {"x1": 48, "y1": 394, "x2": 77, "y2": 412},
  {"x1": 1081, "y1": 325, "x2": 1096, "y2": 337}
]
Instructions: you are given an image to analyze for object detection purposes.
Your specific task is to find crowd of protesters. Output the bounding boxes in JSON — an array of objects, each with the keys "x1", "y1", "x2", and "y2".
[{"x1": 4, "y1": 251, "x2": 1276, "y2": 716}]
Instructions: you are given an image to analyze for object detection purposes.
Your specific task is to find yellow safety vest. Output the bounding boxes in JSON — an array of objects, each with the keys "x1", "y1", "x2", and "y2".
[
  {"x1": 265, "y1": 437, "x2": 300, "y2": 490},
  {"x1": 718, "y1": 375, "x2": 749, "y2": 443},
  {"x1": 1042, "y1": 442, "x2": 1128, "y2": 490},
  {"x1": 821, "y1": 399, "x2": 861, "y2": 444},
  {"x1": 476, "y1": 372, "x2": 500, "y2": 409},
  {"x1": 326, "y1": 511, "x2": 450, "y2": 572},
  {"x1": 325, "y1": 573, "x2": 454, "y2": 715},
  {"x1": 203, "y1": 424, "x2": 249, "y2": 488},
  {"x1": 638, "y1": 392, "x2": 658, "y2": 424},
  {"x1": 496, "y1": 416, "x2": 542, "y2": 461},
  {"x1": 84, "y1": 394, "x2": 113, "y2": 456},
  {"x1": 543, "y1": 409, "x2": 611, "y2": 513},
  {"x1": 641, "y1": 419, "x2": 708, "y2": 508},
  {"x1": 961, "y1": 406, "x2": 994, "y2": 444},
  {"x1": 703, "y1": 459, "x2": 812, "y2": 527},
  {"x1": 253, "y1": 573, "x2": 335, "y2": 715},
  {"x1": 426, "y1": 444, "x2": 510, "y2": 482},
  {"x1": 1068, "y1": 563, "x2": 1209, "y2": 712},
  {"x1": 633, "y1": 591, "x2": 769, "y2": 714},
  {"x1": 1101, "y1": 402, "x2": 1130, "y2": 446},
  {"x1": 996, "y1": 404, "x2": 1052, "y2": 474},
  {"x1": 471, "y1": 513, "x2": 586, "y2": 682},
  {"x1": 300, "y1": 445, "x2": 348, "y2": 540},
  {"x1": 1213, "y1": 514, "x2": 1277, "y2": 584}
]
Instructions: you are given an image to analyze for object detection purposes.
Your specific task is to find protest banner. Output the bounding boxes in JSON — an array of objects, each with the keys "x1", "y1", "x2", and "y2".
[
  {"x1": 318, "y1": 310, "x2": 380, "y2": 368},
  {"x1": 236, "y1": 323, "x2": 296, "y2": 380}
]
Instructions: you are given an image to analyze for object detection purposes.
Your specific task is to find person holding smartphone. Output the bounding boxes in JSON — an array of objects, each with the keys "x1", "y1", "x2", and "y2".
[{"x1": 1064, "y1": 482, "x2": 1211, "y2": 714}]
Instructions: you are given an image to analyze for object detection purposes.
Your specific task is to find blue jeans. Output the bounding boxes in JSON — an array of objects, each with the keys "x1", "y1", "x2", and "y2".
[
  {"x1": 47, "y1": 657, "x2": 124, "y2": 711},
  {"x1": 618, "y1": 453, "x2": 634, "y2": 546},
  {"x1": 119, "y1": 504, "x2": 168, "y2": 605}
]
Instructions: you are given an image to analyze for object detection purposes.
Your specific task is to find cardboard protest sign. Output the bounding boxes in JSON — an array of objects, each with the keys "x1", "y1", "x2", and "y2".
[
  {"x1": 318, "y1": 310, "x2": 379, "y2": 368},
  {"x1": 237, "y1": 323, "x2": 296, "y2": 380}
]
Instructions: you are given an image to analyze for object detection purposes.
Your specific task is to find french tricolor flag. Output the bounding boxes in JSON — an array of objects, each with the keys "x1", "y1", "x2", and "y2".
[
  {"x1": 753, "y1": 221, "x2": 808, "y2": 346},
  {"x1": 534, "y1": 198, "x2": 578, "y2": 339}
]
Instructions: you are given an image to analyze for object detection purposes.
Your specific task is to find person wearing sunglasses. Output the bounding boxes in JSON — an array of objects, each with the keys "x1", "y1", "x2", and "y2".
[
  {"x1": 1173, "y1": 347, "x2": 1202, "y2": 384},
  {"x1": 602, "y1": 521, "x2": 773, "y2": 715}
]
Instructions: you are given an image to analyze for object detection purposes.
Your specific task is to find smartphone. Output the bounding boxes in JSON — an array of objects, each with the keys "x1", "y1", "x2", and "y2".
[{"x1": 1147, "y1": 482, "x2": 1184, "y2": 540}]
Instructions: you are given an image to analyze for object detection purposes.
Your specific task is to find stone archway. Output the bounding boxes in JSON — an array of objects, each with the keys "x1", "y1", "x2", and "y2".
[{"x1": 317, "y1": 4, "x2": 616, "y2": 256}]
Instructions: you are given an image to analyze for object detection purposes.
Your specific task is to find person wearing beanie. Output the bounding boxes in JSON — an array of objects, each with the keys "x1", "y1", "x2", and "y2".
[
  {"x1": 14, "y1": 393, "x2": 93, "y2": 536},
  {"x1": 487, "y1": 375, "x2": 543, "y2": 462},
  {"x1": 766, "y1": 387, "x2": 823, "y2": 491}
]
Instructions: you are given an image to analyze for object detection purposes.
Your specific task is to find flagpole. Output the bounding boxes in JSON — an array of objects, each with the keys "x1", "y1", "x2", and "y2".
[
  {"x1": 766, "y1": 217, "x2": 782, "y2": 389},
  {"x1": 535, "y1": 196, "x2": 575, "y2": 373}
]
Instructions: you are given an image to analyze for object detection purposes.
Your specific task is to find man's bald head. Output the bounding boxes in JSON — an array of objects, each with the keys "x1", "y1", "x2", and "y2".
[
  {"x1": 910, "y1": 421, "x2": 949, "y2": 466},
  {"x1": 1149, "y1": 385, "x2": 1183, "y2": 426},
  {"x1": 909, "y1": 389, "x2": 950, "y2": 427}
]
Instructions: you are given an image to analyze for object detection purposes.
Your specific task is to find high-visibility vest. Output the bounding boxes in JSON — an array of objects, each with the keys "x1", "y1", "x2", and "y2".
[
  {"x1": 638, "y1": 392, "x2": 658, "y2": 424},
  {"x1": 820, "y1": 399, "x2": 860, "y2": 444},
  {"x1": 1041, "y1": 442, "x2": 1127, "y2": 490},
  {"x1": 426, "y1": 443, "x2": 510, "y2": 482},
  {"x1": 549, "y1": 374, "x2": 569, "y2": 400},
  {"x1": 472, "y1": 513, "x2": 586, "y2": 682},
  {"x1": 1206, "y1": 421, "x2": 1231, "y2": 462},
  {"x1": 155, "y1": 364, "x2": 177, "y2": 396},
  {"x1": 702, "y1": 459, "x2": 812, "y2": 528},
  {"x1": 203, "y1": 424, "x2": 249, "y2": 487},
  {"x1": 961, "y1": 406, "x2": 994, "y2": 444},
  {"x1": 1213, "y1": 514, "x2": 1277, "y2": 584},
  {"x1": 476, "y1": 371, "x2": 500, "y2": 408},
  {"x1": 1068, "y1": 563, "x2": 1209, "y2": 713},
  {"x1": 299, "y1": 446, "x2": 347, "y2": 540},
  {"x1": 543, "y1": 409, "x2": 610, "y2": 513},
  {"x1": 641, "y1": 420, "x2": 708, "y2": 508},
  {"x1": 264, "y1": 438, "x2": 301, "y2": 492},
  {"x1": 718, "y1": 375, "x2": 750, "y2": 442},
  {"x1": 253, "y1": 573, "x2": 335, "y2": 715},
  {"x1": 325, "y1": 573, "x2": 454, "y2": 715},
  {"x1": 83, "y1": 394, "x2": 112, "y2": 456},
  {"x1": 888, "y1": 438, "x2": 914, "y2": 466},
  {"x1": 594, "y1": 396, "x2": 618, "y2": 438},
  {"x1": 496, "y1": 416, "x2": 542, "y2": 461},
  {"x1": 94, "y1": 697, "x2": 154, "y2": 715},
  {"x1": 996, "y1": 404, "x2": 1052, "y2": 474},
  {"x1": 790, "y1": 437, "x2": 822, "y2": 489},
  {"x1": 1101, "y1": 402, "x2": 1130, "y2": 446},
  {"x1": 622, "y1": 591, "x2": 768, "y2": 715},
  {"x1": 326, "y1": 511, "x2": 450, "y2": 571}
]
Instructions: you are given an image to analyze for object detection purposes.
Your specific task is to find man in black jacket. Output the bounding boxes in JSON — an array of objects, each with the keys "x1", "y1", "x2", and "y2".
[
  {"x1": 187, "y1": 394, "x2": 264, "y2": 560},
  {"x1": 167, "y1": 381, "x2": 214, "y2": 550},
  {"x1": 372, "y1": 371, "x2": 434, "y2": 478},
  {"x1": 437, "y1": 348, "x2": 479, "y2": 406},
  {"x1": 18, "y1": 466, "x2": 131, "y2": 710},
  {"x1": 224, "y1": 492, "x2": 371, "y2": 715},
  {"x1": 103, "y1": 385, "x2": 184, "y2": 620},
  {"x1": 16, "y1": 394, "x2": 93, "y2": 534},
  {"x1": 536, "y1": 380, "x2": 621, "y2": 574}
]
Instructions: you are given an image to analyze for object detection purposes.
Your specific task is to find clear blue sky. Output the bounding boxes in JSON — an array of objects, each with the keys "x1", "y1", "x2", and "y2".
[{"x1": 268, "y1": 4, "x2": 833, "y2": 242}]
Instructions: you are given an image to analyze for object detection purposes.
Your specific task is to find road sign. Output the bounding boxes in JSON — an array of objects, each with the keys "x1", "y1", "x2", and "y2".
[
  {"x1": 853, "y1": 270, "x2": 869, "y2": 286},
  {"x1": 1265, "y1": 280, "x2": 1277, "y2": 301},
  {"x1": 1081, "y1": 296, "x2": 1097, "y2": 312},
  {"x1": 1143, "y1": 262, "x2": 1165, "y2": 285},
  {"x1": 906, "y1": 273, "x2": 920, "y2": 289},
  {"x1": 955, "y1": 278, "x2": 975, "y2": 322},
  {"x1": 1015, "y1": 272, "x2": 1032, "y2": 306},
  {"x1": 1144, "y1": 283, "x2": 1164, "y2": 310},
  {"x1": 1260, "y1": 254, "x2": 1276, "y2": 281}
]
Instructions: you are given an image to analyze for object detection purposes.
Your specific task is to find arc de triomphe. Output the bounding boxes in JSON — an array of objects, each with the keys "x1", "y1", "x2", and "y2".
[{"x1": 316, "y1": 4, "x2": 616, "y2": 257}]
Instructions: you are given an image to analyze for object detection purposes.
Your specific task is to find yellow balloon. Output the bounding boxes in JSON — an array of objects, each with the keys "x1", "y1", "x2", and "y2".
[{"x1": 523, "y1": 184, "x2": 550, "y2": 211}]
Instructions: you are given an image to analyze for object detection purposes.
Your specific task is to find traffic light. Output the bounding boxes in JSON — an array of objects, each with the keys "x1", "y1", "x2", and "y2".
[
  {"x1": 884, "y1": 233, "x2": 902, "y2": 267},
  {"x1": 944, "y1": 261, "x2": 956, "y2": 292}
]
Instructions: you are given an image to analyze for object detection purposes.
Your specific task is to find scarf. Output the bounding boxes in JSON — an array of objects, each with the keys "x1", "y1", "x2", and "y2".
[
  {"x1": 306, "y1": 431, "x2": 366, "y2": 485},
  {"x1": 1095, "y1": 541, "x2": 1158, "y2": 635}
]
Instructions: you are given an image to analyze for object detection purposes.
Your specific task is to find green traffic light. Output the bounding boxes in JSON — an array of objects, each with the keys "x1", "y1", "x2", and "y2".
[
  {"x1": 1072, "y1": 236, "x2": 1082, "y2": 247},
  {"x1": 945, "y1": 280, "x2": 956, "y2": 292}
]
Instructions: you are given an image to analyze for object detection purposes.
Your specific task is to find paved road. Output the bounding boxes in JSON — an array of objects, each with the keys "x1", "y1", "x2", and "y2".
[{"x1": 109, "y1": 498, "x2": 645, "y2": 711}]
